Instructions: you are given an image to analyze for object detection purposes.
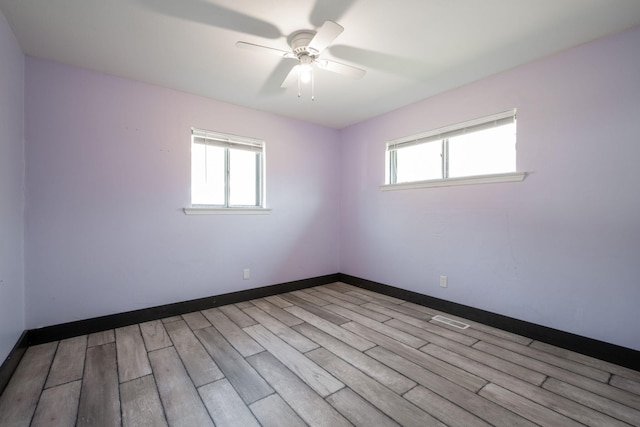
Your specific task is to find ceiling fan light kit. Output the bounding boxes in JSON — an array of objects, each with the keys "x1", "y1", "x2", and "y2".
[
  {"x1": 299, "y1": 59, "x2": 313, "y2": 83},
  {"x1": 236, "y1": 20, "x2": 366, "y2": 101},
  {"x1": 297, "y1": 53, "x2": 315, "y2": 100}
]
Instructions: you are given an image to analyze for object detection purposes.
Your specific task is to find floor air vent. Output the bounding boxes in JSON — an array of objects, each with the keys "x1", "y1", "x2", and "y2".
[{"x1": 432, "y1": 315, "x2": 470, "y2": 329}]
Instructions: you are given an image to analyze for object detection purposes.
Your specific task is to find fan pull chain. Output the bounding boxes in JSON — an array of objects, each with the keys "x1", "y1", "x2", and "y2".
[
  {"x1": 204, "y1": 143, "x2": 208, "y2": 182},
  {"x1": 311, "y1": 67, "x2": 315, "y2": 101}
]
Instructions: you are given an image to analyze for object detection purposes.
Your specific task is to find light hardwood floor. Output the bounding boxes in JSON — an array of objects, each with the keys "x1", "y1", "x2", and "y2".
[{"x1": 1, "y1": 282, "x2": 639, "y2": 426}]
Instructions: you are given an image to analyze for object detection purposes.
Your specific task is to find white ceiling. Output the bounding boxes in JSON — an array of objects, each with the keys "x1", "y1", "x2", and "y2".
[{"x1": 2, "y1": 0, "x2": 640, "y2": 129}]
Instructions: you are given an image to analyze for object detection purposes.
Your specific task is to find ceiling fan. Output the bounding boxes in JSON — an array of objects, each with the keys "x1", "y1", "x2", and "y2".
[{"x1": 236, "y1": 21, "x2": 366, "y2": 99}]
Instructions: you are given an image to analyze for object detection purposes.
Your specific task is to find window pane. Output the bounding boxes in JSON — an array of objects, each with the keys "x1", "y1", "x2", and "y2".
[
  {"x1": 448, "y1": 123, "x2": 516, "y2": 178},
  {"x1": 229, "y1": 149, "x2": 259, "y2": 206},
  {"x1": 395, "y1": 142, "x2": 442, "y2": 183},
  {"x1": 191, "y1": 144, "x2": 225, "y2": 205}
]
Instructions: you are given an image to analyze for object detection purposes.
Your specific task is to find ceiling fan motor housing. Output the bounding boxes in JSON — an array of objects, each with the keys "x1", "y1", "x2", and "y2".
[{"x1": 288, "y1": 30, "x2": 318, "y2": 57}]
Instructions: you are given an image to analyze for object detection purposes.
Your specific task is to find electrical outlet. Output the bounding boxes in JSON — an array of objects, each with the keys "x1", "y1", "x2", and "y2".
[
  {"x1": 243, "y1": 268, "x2": 250, "y2": 280},
  {"x1": 439, "y1": 275, "x2": 448, "y2": 288}
]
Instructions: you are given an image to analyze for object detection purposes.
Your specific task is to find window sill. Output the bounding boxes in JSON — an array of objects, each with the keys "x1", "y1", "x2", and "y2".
[
  {"x1": 380, "y1": 171, "x2": 526, "y2": 191},
  {"x1": 183, "y1": 207, "x2": 272, "y2": 215}
]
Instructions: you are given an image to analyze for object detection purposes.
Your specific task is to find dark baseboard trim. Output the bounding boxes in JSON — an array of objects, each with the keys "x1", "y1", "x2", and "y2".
[
  {"x1": 3, "y1": 271, "x2": 638, "y2": 393},
  {"x1": 0, "y1": 331, "x2": 29, "y2": 395},
  {"x1": 338, "y1": 273, "x2": 640, "y2": 372},
  {"x1": 27, "y1": 273, "x2": 339, "y2": 346}
]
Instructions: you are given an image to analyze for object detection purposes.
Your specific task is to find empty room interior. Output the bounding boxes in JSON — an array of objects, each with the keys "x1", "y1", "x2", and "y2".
[{"x1": 1, "y1": 1, "x2": 640, "y2": 426}]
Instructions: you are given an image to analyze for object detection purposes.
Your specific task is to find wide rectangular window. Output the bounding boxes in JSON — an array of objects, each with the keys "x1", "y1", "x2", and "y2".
[
  {"x1": 191, "y1": 128, "x2": 264, "y2": 208},
  {"x1": 386, "y1": 110, "x2": 517, "y2": 185}
]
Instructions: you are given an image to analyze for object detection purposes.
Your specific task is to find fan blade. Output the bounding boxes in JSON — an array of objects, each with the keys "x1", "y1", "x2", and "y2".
[
  {"x1": 329, "y1": 45, "x2": 431, "y2": 80},
  {"x1": 309, "y1": 0, "x2": 356, "y2": 28},
  {"x1": 140, "y1": 0, "x2": 281, "y2": 39},
  {"x1": 281, "y1": 65, "x2": 301, "y2": 88},
  {"x1": 307, "y1": 21, "x2": 343, "y2": 54},
  {"x1": 316, "y1": 59, "x2": 365, "y2": 79},
  {"x1": 236, "y1": 41, "x2": 296, "y2": 58}
]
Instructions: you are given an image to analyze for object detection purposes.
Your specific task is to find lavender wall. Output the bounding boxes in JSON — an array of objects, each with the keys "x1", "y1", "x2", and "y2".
[
  {"x1": 19, "y1": 23, "x2": 640, "y2": 353},
  {"x1": 25, "y1": 58, "x2": 341, "y2": 328},
  {"x1": 340, "y1": 26, "x2": 640, "y2": 351},
  {"x1": 0, "y1": 10, "x2": 25, "y2": 361}
]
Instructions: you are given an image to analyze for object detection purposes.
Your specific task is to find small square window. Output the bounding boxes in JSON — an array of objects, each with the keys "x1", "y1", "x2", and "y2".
[{"x1": 191, "y1": 129, "x2": 264, "y2": 208}]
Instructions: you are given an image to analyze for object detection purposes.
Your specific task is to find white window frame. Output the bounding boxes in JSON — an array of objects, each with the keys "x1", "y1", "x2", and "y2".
[
  {"x1": 184, "y1": 128, "x2": 270, "y2": 215},
  {"x1": 382, "y1": 109, "x2": 525, "y2": 190}
]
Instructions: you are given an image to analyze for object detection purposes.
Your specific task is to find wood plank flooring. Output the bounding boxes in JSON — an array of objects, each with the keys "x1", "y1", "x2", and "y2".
[{"x1": 1, "y1": 283, "x2": 639, "y2": 426}]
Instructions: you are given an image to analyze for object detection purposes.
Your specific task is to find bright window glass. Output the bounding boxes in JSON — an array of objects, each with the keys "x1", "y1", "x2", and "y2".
[
  {"x1": 395, "y1": 142, "x2": 442, "y2": 183},
  {"x1": 229, "y1": 149, "x2": 259, "y2": 206},
  {"x1": 448, "y1": 123, "x2": 516, "y2": 178},
  {"x1": 191, "y1": 144, "x2": 225, "y2": 205}
]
